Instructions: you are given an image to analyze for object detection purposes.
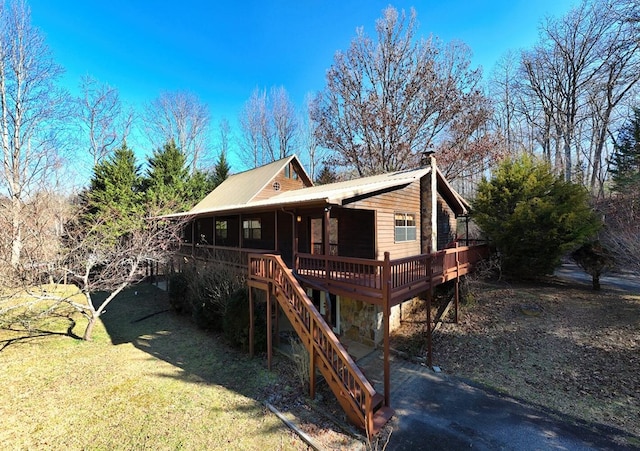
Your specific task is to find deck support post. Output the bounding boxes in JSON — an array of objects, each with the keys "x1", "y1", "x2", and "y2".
[
  {"x1": 309, "y1": 336, "x2": 316, "y2": 400},
  {"x1": 427, "y1": 255, "x2": 433, "y2": 367},
  {"x1": 382, "y1": 251, "x2": 391, "y2": 407},
  {"x1": 455, "y1": 245, "x2": 460, "y2": 324},
  {"x1": 267, "y1": 282, "x2": 273, "y2": 371},
  {"x1": 249, "y1": 286, "x2": 255, "y2": 358}
]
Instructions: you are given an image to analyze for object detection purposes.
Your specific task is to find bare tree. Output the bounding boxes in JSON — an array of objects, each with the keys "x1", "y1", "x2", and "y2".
[
  {"x1": 143, "y1": 90, "x2": 211, "y2": 173},
  {"x1": 599, "y1": 191, "x2": 640, "y2": 274},
  {"x1": 238, "y1": 87, "x2": 267, "y2": 169},
  {"x1": 518, "y1": 0, "x2": 640, "y2": 190},
  {"x1": 75, "y1": 75, "x2": 133, "y2": 168},
  {"x1": 301, "y1": 93, "x2": 324, "y2": 180},
  {"x1": 0, "y1": 0, "x2": 67, "y2": 272},
  {"x1": 489, "y1": 51, "x2": 535, "y2": 155},
  {"x1": 0, "y1": 210, "x2": 188, "y2": 341},
  {"x1": 238, "y1": 86, "x2": 298, "y2": 169},
  {"x1": 269, "y1": 86, "x2": 297, "y2": 160},
  {"x1": 312, "y1": 6, "x2": 491, "y2": 177},
  {"x1": 217, "y1": 117, "x2": 232, "y2": 159}
]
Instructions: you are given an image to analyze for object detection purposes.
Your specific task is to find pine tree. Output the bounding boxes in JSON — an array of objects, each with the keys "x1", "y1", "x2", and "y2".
[
  {"x1": 315, "y1": 165, "x2": 339, "y2": 185},
  {"x1": 185, "y1": 169, "x2": 216, "y2": 206},
  {"x1": 211, "y1": 151, "x2": 231, "y2": 188},
  {"x1": 143, "y1": 139, "x2": 191, "y2": 212},
  {"x1": 610, "y1": 108, "x2": 640, "y2": 195},
  {"x1": 84, "y1": 142, "x2": 144, "y2": 240}
]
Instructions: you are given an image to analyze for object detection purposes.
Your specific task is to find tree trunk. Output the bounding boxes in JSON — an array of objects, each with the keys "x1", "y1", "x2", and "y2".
[{"x1": 83, "y1": 315, "x2": 98, "y2": 341}]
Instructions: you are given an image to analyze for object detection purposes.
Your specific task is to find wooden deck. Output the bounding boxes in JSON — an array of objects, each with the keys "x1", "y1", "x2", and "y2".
[{"x1": 295, "y1": 245, "x2": 490, "y2": 306}]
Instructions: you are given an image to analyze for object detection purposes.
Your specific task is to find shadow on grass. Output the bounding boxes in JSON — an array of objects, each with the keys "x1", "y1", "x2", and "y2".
[
  {"x1": 0, "y1": 313, "x2": 82, "y2": 351},
  {"x1": 94, "y1": 283, "x2": 281, "y2": 402}
]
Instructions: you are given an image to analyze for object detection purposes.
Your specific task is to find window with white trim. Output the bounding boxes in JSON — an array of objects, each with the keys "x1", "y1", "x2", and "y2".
[{"x1": 395, "y1": 213, "x2": 416, "y2": 242}]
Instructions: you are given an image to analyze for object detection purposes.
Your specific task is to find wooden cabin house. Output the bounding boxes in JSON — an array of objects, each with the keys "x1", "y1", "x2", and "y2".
[{"x1": 171, "y1": 155, "x2": 488, "y2": 435}]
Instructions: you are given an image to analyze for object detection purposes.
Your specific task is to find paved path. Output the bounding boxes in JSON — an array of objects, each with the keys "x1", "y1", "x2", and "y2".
[
  {"x1": 555, "y1": 262, "x2": 640, "y2": 293},
  {"x1": 358, "y1": 353, "x2": 638, "y2": 450}
]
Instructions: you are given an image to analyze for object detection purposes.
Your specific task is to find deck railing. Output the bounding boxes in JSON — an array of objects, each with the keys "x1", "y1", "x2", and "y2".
[
  {"x1": 296, "y1": 244, "x2": 490, "y2": 306},
  {"x1": 176, "y1": 243, "x2": 273, "y2": 269}
]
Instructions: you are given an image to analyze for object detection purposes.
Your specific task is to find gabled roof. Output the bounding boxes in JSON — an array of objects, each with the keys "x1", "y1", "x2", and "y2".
[
  {"x1": 254, "y1": 166, "x2": 430, "y2": 207},
  {"x1": 189, "y1": 155, "x2": 311, "y2": 214},
  {"x1": 169, "y1": 158, "x2": 470, "y2": 218}
]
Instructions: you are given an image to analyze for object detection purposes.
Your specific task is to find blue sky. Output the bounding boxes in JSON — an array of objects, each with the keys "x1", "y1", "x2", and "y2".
[{"x1": 29, "y1": 0, "x2": 575, "y2": 169}]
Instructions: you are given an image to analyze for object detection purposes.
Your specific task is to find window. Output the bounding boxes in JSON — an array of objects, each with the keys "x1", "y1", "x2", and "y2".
[
  {"x1": 215, "y1": 220, "x2": 228, "y2": 240},
  {"x1": 395, "y1": 213, "x2": 416, "y2": 242},
  {"x1": 284, "y1": 163, "x2": 298, "y2": 180},
  {"x1": 243, "y1": 218, "x2": 261, "y2": 240}
]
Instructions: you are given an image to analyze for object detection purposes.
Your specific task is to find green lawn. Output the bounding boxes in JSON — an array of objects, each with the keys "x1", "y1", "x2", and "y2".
[{"x1": 0, "y1": 283, "x2": 305, "y2": 450}]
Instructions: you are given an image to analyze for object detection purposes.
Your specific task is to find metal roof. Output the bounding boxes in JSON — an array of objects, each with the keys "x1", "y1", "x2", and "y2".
[
  {"x1": 189, "y1": 156, "x2": 303, "y2": 214},
  {"x1": 164, "y1": 156, "x2": 469, "y2": 218}
]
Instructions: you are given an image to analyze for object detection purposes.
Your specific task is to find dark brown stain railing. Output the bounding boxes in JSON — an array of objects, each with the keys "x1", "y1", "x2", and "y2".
[{"x1": 296, "y1": 244, "x2": 490, "y2": 306}]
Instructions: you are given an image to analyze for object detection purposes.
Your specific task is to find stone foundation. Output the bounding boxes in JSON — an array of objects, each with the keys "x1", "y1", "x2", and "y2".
[{"x1": 339, "y1": 295, "x2": 425, "y2": 346}]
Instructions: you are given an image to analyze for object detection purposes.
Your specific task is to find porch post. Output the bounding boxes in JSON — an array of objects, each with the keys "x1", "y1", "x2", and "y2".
[
  {"x1": 191, "y1": 219, "x2": 196, "y2": 256},
  {"x1": 382, "y1": 251, "x2": 391, "y2": 407},
  {"x1": 249, "y1": 286, "x2": 254, "y2": 358},
  {"x1": 430, "y1": 156, "x2": 438, "y2": 253},
  {"x1": 323, "y1": 207, "x2": 331, "y2": 256},
  {"x1": 324, "y1": 207, "x2": 331, "y2": 282},
  {"x1": 274, "y1": 211, "x2": 278, "y2": 253},
  {"x1": 267, "y1": 282, "x2": 272, "y2": 371}
]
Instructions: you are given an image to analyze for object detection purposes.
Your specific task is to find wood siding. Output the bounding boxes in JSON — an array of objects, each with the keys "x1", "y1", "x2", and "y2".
[
  {"x1": 343, "y1": 181, "x2": 421, "y2": 259},
  {"x1": 253, "y1": 160, "x2": 310, "y2": 202}
]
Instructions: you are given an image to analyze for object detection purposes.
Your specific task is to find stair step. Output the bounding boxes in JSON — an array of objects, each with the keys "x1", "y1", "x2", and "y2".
[
  {"x1": 371, "y1": 406, "x2": 395, "y2": 435},
  {"x1": 371, "y1": 393, "x2": 385, "y2": 412}
]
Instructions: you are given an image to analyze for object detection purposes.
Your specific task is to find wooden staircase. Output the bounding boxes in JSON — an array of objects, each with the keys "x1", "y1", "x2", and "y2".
[{"x1": 248, "y1": 254, "x2": 394, "y2": 436}]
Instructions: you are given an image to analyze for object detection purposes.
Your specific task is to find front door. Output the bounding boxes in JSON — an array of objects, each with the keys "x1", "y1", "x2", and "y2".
[{"x1": 310, "y1": 216, "x2": 338, "y2": 255}]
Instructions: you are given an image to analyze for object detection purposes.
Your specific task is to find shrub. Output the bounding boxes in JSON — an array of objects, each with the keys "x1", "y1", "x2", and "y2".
[
  {"x1": 184, "y1": 263, "x2": 246, "y2": 331},
  {"x1": 167, "y1": 271, "x2": 190, "y2": 314},
  {"x1": 223, "y1": 287, "x2": 267, "y2": 353},
  {"x1": 168, "y1": 262, "x2": 246, "y2": 331},
  {"x1": 571, "y1": 241, "x2": 615, "y2": 290},
  {"x1": 289, "y1": 337, "x2": 310, "y2": 392},
  {"x1": 473, "y1": 155, "x2": 601, "y2": 279}
]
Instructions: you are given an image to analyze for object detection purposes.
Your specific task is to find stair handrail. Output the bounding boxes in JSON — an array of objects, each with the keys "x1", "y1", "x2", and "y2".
[{"x1": 249, "y1": 253, "x2": 378, "y2": 427}]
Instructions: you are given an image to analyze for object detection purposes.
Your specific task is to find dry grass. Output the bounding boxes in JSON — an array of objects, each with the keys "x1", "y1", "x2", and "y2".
[
  {"x1": 391, "y1": 276, "x2": 640, "y2": 442},
  {"x1": 0, "y1": 283, "x2": 305, "y2": 450}
]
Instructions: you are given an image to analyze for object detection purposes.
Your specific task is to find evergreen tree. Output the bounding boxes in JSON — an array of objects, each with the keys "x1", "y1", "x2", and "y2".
[
  {"x1": 84, "y1": 142, "x2": 144, "y2": 240},
  {"x1": 211, "y1": 151, "x2": 231, "y2": 188},
  {"x1": 315, "y1": 165, "x2": 339, "y2": 185},
  {"x1": 610, "y1": 108, "x2": 640, "y2": 194},
  {"x1": 185, "y1": 169, "x2": 216, "y2": 206},
  {"x1": 473, "y1": 155, "x2": 601, "y2": 279},
  {"x1": 143, "y1": 139, "x2": 191, "y2": 212}
]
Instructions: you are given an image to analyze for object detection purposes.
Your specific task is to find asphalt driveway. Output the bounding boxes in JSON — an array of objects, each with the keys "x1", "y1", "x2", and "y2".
[
  {"x1": 354, "y1": 265, "x2": 639, "y2": 450},
  {"x1": 357, "y1": 353, "x2": 638, "y2": 450}
]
